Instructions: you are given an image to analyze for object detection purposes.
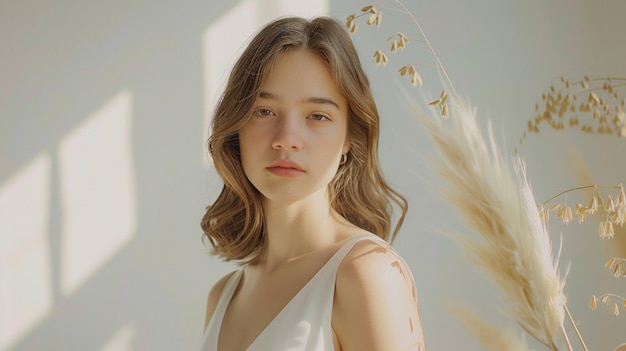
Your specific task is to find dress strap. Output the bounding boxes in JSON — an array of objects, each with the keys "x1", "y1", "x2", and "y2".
[{"x1": 322, "y1": 234, "x2": 388, "y2": 275}]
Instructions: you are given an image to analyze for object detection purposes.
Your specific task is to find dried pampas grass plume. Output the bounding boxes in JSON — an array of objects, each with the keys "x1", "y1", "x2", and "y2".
[{"x1": 411, "y1": 97, "x2": 567, "y2": 349}]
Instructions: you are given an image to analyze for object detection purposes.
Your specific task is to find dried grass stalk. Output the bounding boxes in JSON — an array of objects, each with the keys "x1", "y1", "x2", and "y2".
[
  {"x1": 452, "y1": 305, "x2": 531, "y2": 351},
  {"x1": 412, "y1": 97, "x2": 567, "y2": 349}
]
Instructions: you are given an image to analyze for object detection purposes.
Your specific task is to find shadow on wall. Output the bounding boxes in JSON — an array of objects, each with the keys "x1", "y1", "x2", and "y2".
[{"x1": 0, "y1": 0, "x2": 327, "y2": 350}]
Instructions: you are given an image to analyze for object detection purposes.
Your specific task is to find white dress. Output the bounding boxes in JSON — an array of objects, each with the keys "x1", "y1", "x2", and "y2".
[{"x1": 200, "y1": 234, "x2": 387, "y2": 351}]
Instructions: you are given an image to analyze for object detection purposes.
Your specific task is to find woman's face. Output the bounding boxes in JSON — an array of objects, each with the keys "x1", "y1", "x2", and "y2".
[{"x1": 239, "y1": 48, "x2": 350, "y2": 204}]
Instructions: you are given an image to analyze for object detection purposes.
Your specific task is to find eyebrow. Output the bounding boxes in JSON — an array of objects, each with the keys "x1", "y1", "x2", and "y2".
[{"x1": 258, "y1": 91, "x2": 341, "y2": 111}]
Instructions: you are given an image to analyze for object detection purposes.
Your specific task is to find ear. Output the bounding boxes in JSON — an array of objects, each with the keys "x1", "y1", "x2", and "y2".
[{"x1": 342, "y1": 137, "x2": 351, "y2": 155}]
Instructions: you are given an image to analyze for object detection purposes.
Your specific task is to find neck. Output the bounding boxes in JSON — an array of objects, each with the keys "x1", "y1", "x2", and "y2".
[{"x1": 260, "y1": 190, "x2": 344, "y2": 268}]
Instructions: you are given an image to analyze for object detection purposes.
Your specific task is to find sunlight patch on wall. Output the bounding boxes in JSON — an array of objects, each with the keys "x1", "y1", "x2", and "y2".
[
  {"x1": 0, "y1": 152, "x2": 52, "y2": 350},
  {"x1": 57, "y1": 90, "x2": 137, "y2": 296},
  {"x1": 98, "y1": 324, "x2": 136, "y2": 351},
  {"x1": 201, "y1": 0, "x2": 328, "y2": 167}
]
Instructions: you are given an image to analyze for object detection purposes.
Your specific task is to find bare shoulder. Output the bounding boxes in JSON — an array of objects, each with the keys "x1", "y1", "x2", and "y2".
[
  {"x1": 338, "y1": 236, "x2": 415, "y2": 298},
  {"x1": 340, "y1": 237, "x2": 410, "y2": 277},
  {"x1": 333, "y1": 236, "x2": 425, "y2": 350},
  {"x1": 204, "y1": 270, "x2": 238, "y2": 331}
]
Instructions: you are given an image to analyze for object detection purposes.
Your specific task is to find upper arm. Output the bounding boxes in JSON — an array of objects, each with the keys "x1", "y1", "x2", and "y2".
[
  {"x1": 333, "y1": 240, "x2": 424, "y2": 351},
  {"x1": 204, "y1": 270, "x2": 236, "y2": 331}
]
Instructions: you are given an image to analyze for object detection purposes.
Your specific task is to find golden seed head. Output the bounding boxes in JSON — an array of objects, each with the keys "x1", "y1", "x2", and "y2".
[
  {"x1": 606, "y1": 257, "x2": 616, "y2": 268},
  {"x1": 612, "y1": 262, "x2": 622, "y2": 277},
  {"x1": 373, "y1": 50, "x2": 388, "y2": 65},
  {"x1": 361, "y1": 5, "x2": 376, "y2": 13},
  {"x1": 549, "y1": 203, "x2": 562, "y2": 212},
  {"x1": 590, "y1": 295, "x2": 597, "y2": 310},
  {"x1": 606, "y1": 194, "x2": 616, "y2": 212},
  {"x1": 599, "y1": 221, "x2": 607, "y2": 238}
]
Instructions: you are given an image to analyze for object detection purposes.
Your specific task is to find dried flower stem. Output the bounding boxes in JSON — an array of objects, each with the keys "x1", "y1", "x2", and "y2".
[
  {"x1": 559, "y1": 322, "x2": 573, "y2": 351},
  {"x1": 348, "y1": 1, "x2": 455, "y2": 118},
  {"x1": 392, "y1": 0, "x2": 459, "y2": 101},
  {"x1": 540, "y1": 184, "x2": 623, "y2": 208},
  {"x1": 564, "y1": 304, "x2": 589, "y2": 351},
  {"x1": 518, "y1": 74, "x2": 626, "y2": 151},
  {"x1": 602, "y1": 293, "x2": 625, "y2": 299}
]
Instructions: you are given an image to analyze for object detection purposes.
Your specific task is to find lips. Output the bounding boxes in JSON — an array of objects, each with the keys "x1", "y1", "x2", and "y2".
[{"x1": 266, "y1": 159, "x2": 304, "y2": 177}]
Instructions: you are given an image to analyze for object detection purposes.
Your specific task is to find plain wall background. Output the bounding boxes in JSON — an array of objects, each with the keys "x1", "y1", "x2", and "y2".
[{"x1": 2, "y1": 0, "x2": 625, "y2": 350}]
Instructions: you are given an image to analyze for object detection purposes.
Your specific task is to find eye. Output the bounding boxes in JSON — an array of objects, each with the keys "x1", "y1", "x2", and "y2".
[
  {"x1": 253, "y1": 108, "x2": 274, "y2": 117},
  {"x1": 310, "y1": 113, "x2": 331, "y2": 121}
]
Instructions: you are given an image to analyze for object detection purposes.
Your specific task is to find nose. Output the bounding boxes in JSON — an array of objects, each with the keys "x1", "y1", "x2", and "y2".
[{"x1": 271, "y1": 116, "x2": 303, "y2": 151}]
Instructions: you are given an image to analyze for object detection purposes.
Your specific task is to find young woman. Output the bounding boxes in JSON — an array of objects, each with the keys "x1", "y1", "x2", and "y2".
[{"x1": 200, "y1": 16, "x2": 424, "y2": 351}]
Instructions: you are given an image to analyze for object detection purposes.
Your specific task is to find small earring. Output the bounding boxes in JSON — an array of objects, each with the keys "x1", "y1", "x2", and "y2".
[{"x1": 339, "y1": 153, "x2": 347, "y2": 165}]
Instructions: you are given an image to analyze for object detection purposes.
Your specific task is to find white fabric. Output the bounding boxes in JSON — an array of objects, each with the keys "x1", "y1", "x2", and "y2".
[{"x1": 200, "y1": 234, "x2": 384, "y2": 351}]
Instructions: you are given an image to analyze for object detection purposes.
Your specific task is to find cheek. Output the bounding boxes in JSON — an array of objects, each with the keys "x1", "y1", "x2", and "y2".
[
  {"x1": 238, "y1": 129, "x2": 256, "y2": 156},
  {"x1": 239, "y1": 124, "x2": 267, "y2": 148}
]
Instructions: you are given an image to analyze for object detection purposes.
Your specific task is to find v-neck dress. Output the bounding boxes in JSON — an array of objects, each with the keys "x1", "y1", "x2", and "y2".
[{"x1": 200, "y1": 234, "x2": 386, "y2": 351}]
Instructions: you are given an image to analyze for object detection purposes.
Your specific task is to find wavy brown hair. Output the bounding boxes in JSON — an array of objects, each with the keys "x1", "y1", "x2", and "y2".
[{"x1": 201, "y1": 16, "x2": 407, "y2": 264}]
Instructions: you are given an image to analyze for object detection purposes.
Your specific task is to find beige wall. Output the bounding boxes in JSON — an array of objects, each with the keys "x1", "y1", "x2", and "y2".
[{"x1": 1, "y1": 0, "x2": 624, "y2": 350}]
